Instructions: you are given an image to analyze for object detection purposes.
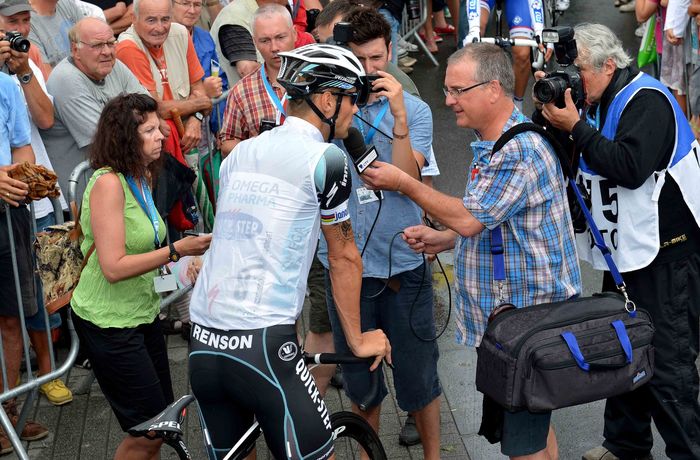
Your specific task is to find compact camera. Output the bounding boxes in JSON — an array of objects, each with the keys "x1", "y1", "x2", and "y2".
[
  {"x1": 259, "y1": 119, "x2": 277, "y2": 133},
  {"x1": 1, "y1": 31, "x2": 31, "y2": 53},
  {"x1": 532, "y1": 26, "x2": 585, "y2": 109}
]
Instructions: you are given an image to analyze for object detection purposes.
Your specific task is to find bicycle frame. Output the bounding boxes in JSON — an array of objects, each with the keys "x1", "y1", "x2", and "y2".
[{"x1": 129, "y1": 352, "x2": 382, "y2": 460}]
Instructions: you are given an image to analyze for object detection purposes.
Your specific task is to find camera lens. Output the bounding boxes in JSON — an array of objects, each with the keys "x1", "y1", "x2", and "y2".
[
  {"x1": 533, "y1": 77, "x2": 568, "y2": 104},
  {"x1": 6, "y1": 33, "x2": 31, "y2": 53}
]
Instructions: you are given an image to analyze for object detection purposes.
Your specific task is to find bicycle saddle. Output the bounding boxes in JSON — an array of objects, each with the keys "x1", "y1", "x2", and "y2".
[{"x1": 128, "y1": 394, "x2": 196, "y2": 438}]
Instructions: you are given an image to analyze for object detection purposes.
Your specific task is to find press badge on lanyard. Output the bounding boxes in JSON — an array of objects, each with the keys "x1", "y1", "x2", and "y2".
[
  {"x1": 355, "y1": 103, "x2": 389, "y2": 205},
  {"x1": 126, "y1": 176, "x2": 175, "y2": 293}
]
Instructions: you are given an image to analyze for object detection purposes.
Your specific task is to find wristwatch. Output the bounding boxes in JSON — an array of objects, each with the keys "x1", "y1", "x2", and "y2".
[
  {"x1": 193, "y1": 111, "x2": 204, "y2": 122},
  {"x1": 18, "y1": 71, "x2": 33, "y2": 85},
  {"x1": 168, "y1": 241, "x2": 181, "y2": 263}
]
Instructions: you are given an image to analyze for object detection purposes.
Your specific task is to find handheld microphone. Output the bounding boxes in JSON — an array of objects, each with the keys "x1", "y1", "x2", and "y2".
[{"x1": 343, "y1": 127, "x2": 379, "y2": 174}]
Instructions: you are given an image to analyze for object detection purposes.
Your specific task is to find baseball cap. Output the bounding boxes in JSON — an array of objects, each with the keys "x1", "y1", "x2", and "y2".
[{"x1": 0, "y1": 0, "x2": 33, "y2": 16}]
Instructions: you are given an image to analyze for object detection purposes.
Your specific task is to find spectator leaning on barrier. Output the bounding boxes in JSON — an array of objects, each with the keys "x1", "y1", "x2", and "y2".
[
  {"x1": 28, "y1": 0, "x2": 83, "y2": 67},
  {"x1": 361, "y1": 43, "x2": 582, "y2": 460},
  {"x1": 539, "y1": 22, "x2": 700, "y2": 460},
  {"x1": 39, "y1": 17, "x2": 149, "y2": 198},
  {"x1": 0, "y1": 64, "x2": 49, "y2": 454},
  {"x1": 316, "y1": 8, "x2": 442, "y2": 459},
  {"x1": 219, "y1": 3, "x2": 295, "y2": 156},
  {"x1": 0, "y1": 0, "x2": 74, "y2": 408}
]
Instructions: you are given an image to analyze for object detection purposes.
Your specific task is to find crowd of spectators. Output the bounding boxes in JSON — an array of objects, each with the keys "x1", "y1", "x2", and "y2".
[{"x1": 2, "y1": 0, "x2": 700, "y2": 458}]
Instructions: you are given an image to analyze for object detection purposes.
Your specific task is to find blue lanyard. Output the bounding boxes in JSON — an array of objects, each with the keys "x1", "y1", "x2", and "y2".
[
  {"x1": 260, "y1": 65, "x2": 286, "y2": 118},
  {"x1": 355, "y1": 102, "x2": 390, "y2": 145},
  {"x1": 126, "y1": 176, "x2": 161, "y2": 249}
]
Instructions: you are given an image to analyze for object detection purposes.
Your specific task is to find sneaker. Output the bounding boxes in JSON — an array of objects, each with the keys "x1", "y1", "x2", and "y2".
[
  {"x1": 555, "y1": 0, "x2": 569, "y2": 11},
  {"x1": 398, "y1": 56, "x2": 417, "y2": 67},
  {"x1": 635, "y1": 23, "x2": 645, "y2": 37},
  {"x1": 398, "y1": 64, "x2": 414, "y2": 74},
  {"x1": 582, "y1": 446, "x2": 654, "y2": 460},
  {"x1": 0, "y1": 428, "x2": 13, "y2": 455},
  {"x1": 39, "y1": 378, "x2": 73, "y2": 406},
  {"x1": 398, "y1": 38, "x2": 418, "y2": 52},
  {"x1": 619, "y1": 2, "x2": 636, "y2": 12},
  {"x1": 398, "y1": 414, "x2": 421, "y2": 446}
]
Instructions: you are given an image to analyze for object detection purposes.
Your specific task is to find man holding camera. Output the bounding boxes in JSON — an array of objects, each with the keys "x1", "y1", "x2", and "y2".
[
  {"x1": 361, "y1": 42, "x2": 580, "y2": 460},
  {"x1": 316, "y1": 8, "x2": 442, "y2": 459},
  {"x1": 219, "y1": 3, "x2": 295, "y2": 157},
  {"x1": 539, "y1": 23, "x2": 700, "y2": 460}
]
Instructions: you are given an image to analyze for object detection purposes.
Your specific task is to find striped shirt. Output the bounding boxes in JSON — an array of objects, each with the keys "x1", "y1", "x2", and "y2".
[
  {"x1": 220, "y1": 65, "x2": 285, "y2": 142},
  {"x1": 455, "y1": 108, "x2": 581, "y2": 347}
]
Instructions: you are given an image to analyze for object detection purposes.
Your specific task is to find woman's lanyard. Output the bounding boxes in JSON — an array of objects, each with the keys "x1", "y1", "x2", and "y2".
[
  {"x1": 260, "y1": 64, "x2": 287, "y2": 125},
  {"x1": 126, "y1": 175, "x2": 161, "y2": 250},
  {"x1": 355, "y1": 102, "x2": 390, "y2": 145}
]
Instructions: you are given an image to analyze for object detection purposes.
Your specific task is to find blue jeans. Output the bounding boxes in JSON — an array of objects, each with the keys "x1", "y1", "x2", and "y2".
[{"x1": 325, "y1": 263, "x2": 441, "y2": 412}]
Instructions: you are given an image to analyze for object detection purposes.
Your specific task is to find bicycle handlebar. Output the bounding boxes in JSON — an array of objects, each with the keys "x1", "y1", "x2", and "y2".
[
  {"x1": 473, "y1": 37, "x2": 545, "y2": 71},
  {"x1": 304, "y1": 352, "x2": 381, "y2": 411}
]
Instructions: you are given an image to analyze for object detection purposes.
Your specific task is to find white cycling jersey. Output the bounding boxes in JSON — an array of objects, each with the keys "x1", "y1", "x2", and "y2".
[{"x1": 189, "y1": 116, "x2": 352, "y2": 331}]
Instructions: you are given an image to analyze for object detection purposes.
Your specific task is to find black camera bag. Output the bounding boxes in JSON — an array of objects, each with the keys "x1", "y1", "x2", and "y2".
[{"x1": 475, "y1": 123, "x2": 655, "y2": 412}]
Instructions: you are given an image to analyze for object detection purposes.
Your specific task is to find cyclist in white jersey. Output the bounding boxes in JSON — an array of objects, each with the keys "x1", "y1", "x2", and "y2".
[
  {"x1": 463, "y1": 0, "x2": 545, "y2": 110},
  {"x1": 188, "y1": 43, "x2": 391, "y2": 460}
]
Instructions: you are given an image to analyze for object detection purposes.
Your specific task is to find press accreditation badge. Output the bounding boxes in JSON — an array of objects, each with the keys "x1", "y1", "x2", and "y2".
[
  {"x1": 356, "y1": 186, "x2": 382, "y2": 204},
  {"x1": 154, "y1": 274, "x2": 177, "y2": 293}
]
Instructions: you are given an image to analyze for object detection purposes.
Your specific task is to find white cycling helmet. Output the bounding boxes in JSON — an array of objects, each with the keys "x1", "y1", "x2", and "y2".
[{"x1": 278, "y1": 43, "x2": 369, "y2": 107}]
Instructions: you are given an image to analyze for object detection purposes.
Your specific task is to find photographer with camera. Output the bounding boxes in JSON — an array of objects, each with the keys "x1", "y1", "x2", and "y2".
[{"x1": 537, "y1": 23, "x2": 700, "y2": 460}]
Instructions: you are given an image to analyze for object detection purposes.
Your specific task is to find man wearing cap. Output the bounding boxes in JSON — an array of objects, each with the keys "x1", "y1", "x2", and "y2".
[
  {"x1": 0, "y1": 36, "x2": 48, "y2": 455},
  {"x1": 1, "y1": 0, "x2": 74, "y2": 408}
]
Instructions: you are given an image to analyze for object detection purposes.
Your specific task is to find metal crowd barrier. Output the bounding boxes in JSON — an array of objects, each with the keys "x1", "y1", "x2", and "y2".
[
  {"x1": 401, "y1": 0, "x2": 440, "y2": 66},
  {"x1": 0, "y1": 196, "x2": 79, "y2": 460}
]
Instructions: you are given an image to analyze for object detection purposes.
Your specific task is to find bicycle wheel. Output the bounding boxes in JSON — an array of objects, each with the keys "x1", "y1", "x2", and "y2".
[{"x1": 331, "y1": 411, "x2": 387, "y2": 460}]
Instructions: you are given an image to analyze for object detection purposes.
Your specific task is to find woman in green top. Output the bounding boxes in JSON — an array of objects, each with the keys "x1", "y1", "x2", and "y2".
[{"x1": 71, "y1": 94, "x2": 211, "y2": 460}]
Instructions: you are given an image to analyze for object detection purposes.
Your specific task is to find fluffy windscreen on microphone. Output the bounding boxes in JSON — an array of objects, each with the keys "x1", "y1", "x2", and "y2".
[{"x1": 343, "y1": 127, "x2": 366, "y2": 161}]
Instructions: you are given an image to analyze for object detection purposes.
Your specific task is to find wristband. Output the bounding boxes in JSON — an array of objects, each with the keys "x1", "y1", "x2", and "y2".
[{"x1": 392, "y1": 129, "x2": 409, "y2": 140}]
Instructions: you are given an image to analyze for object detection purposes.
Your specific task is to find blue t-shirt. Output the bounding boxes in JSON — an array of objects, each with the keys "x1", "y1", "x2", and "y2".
[
  {"x1": 0, "y1": 72, "x2": 31, "y2": 166},
  {"x1": 192, "y1": 26, "x2": 228, "y2": 134}
]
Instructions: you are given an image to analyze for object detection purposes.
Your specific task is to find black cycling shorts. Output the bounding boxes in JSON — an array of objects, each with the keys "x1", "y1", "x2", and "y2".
[{"x1": 189, "y1": 323, "x2": 334, "y2": 460}]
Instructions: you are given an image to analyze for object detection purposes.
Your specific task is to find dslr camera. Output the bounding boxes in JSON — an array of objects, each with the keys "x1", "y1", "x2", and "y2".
[
  {"x1": 533, "y1": 26, "x2": 585, "y2": 109},
  {"x1": 1, "y1": 31, "x2": 31, "y2": 53}
]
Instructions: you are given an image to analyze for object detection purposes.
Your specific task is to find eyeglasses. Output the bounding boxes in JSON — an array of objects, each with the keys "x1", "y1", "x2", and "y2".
[
  {"x1": 335, "y1": 91, "x2": 359, "y2": 106},
  {"x1": 79, "y1": 40, "x2": 117, "y2": 51},
  {"x1": 173, "y1": 0, "x2": 203, "y2": 9},
  {"x1": 442, "y1": 80, "x2": 491, "y2": 98}
]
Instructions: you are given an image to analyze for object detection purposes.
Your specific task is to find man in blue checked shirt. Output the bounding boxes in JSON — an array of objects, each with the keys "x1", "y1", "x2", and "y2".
[{"x1": 362, "y1": 42, "x2": 581, "y2": 460}]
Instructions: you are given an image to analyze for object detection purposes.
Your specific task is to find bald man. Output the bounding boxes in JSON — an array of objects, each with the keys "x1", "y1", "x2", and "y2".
[{"x1": 40, "y1": 17, "x2": 149, "y2": 196}]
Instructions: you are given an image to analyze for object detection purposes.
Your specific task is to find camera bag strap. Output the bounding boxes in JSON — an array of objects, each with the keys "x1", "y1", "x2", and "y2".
[{"x1": 488, "y1": 122, "x2": 635, "y2": 309}]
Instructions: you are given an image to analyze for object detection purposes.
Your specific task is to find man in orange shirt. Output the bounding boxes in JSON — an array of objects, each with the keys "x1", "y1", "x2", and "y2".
[{"x1": 116, "y1": 0, "x2": 222, "y2": 154}]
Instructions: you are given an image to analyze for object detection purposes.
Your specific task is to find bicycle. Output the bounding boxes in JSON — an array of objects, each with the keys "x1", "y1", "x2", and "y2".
[{"x1": 128, "y1": 352, "x2": 388, "y2": 460}]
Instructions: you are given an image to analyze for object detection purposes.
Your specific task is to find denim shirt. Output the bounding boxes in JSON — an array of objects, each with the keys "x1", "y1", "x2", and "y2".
[
  {"x1": 1, "y1": 73, "x2": 31, "y2": 166},
  {"x1": 317, "y1": 92, "x2": 433, "y2": 278},
  {"x1": 192, "y1": 26, "x2": 228, "y2": 134}
]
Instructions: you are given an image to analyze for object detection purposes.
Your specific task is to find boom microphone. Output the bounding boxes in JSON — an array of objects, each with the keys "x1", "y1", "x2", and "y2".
[{"x1": 343, "y1": 127, "x2": 378, "y2": 174}]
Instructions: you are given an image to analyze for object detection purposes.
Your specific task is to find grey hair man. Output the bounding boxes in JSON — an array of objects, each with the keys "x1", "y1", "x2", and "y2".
[
  {"x1": 362, "y1": 43, "x2": 581, "y2": 460},
  {"x1": 539, "y1": 22, "x2": 700, "y2": 460}
]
